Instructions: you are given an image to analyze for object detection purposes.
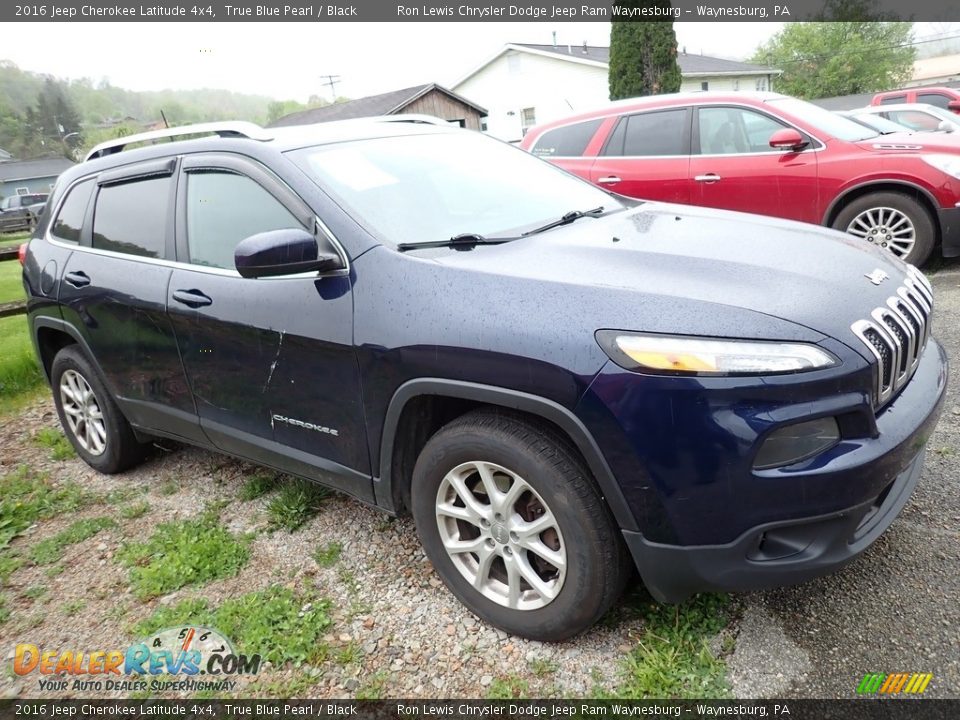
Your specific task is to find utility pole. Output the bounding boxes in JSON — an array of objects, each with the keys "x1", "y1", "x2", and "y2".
[{"x1": 319, "y1": 75, "x2": 342, "y2": 102}]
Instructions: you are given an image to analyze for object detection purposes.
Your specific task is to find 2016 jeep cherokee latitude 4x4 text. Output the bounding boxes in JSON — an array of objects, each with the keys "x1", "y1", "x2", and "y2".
[{"x1": 21, "y1": 120, "x2": 947, "y2": 641}]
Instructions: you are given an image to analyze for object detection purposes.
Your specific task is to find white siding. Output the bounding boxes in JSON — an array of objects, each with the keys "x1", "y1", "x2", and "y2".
[
  {"x1": 455, "y1": 50, "x2": 610, "y2": 142},
  {"x1": 680, "y1": 75, "x2": 766, "y2": 92}
]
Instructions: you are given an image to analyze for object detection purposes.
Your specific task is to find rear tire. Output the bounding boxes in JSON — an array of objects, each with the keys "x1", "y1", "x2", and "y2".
[
  {"x1": 411, "y1": 409, "x2": 631, "y2": 641},
  {"x1": 50, "y1": 345, "x2": 147, "y2": 474},
  {"x1": 832, "y1": 191, "x2": 935, "y2": 266}
]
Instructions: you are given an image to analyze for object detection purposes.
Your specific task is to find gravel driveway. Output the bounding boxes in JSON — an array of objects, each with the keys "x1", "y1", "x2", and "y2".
[{"x1": 1, "y1": 263, "x2": 957, "y2": 700}]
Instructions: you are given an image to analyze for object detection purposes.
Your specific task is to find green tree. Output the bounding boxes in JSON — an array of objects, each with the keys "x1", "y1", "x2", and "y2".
[
  {"x1": 751, "y1": 21, "x2": 914, "y2": 99},
  {"x1": 609, "y1": 1, "x2": 682, "y2": 101}
]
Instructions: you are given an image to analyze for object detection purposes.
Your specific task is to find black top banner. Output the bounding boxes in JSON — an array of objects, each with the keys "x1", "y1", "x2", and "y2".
[{"x1": 2, "y1": 0, "x2": 958, "y2": 22}]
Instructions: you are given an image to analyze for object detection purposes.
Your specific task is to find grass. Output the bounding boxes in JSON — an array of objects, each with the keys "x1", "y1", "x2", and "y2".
[
  {"x1": 32, "y1": 427, "x2": 76, "y2": 460},
  {"x1": 134, "y1": 586, "x2": 333, "y2": 666},
  {"x1": 266, "y1": 479, "x2": 331, "y2": 532},
  {"x1": 29, "y1": 516, "x2": 116, "y2": 565},
  {"x1": 487, "y1": 674, "x2": 530, "y2": 700},
  {"x1": 117, "y1": 508, "x2": 252, "y2": 600},
  {"x1": 158, "y1": 480, "x2": 180, "y2": 496},
  {"x1": 0, "y1": 259, "x2": 24, "y2": 304},
  {"x1": 23, "y1": 585, "x2": 46, "y2": 600},
  {"x1": 239, "y1": 471, "x2": 277, "y2": 500},
  {"x1": 313, "y1": 540, "x2": 342, "y2": 568},
  {"x1": 119, "y1": 501, "x2": 150, "y2": 520},
  {"x1": 0, "y1": 231, "x2": 30, "y2": 248},
  {"x1": 356, "y1": 671, "x2": 390, "y2": 700},
  {"x1": 529, "y1": 658, "x2": 559, "y2": 676},
  {"x1": 0, "y1": 594, "x2": 9, "y2": 625},
  {"x1": 0, "y1": 315, "x2": 44, "y2": 413},
  {"x1": 615, "y1": 593, "x2": 731, "y2": 699},
  {"x1": 0, "y1": 465, "x2": 92, "y2": 552}
]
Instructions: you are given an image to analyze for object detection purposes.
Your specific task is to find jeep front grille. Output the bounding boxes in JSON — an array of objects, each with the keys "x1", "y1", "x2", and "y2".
[{"x1": 851, "y1": 267, "x2": 932, "y2": 409}]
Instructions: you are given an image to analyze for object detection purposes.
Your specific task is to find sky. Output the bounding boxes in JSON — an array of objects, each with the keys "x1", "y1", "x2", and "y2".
[{"x1": 2, "y1": 22, "x2": 786, "y2": 102}]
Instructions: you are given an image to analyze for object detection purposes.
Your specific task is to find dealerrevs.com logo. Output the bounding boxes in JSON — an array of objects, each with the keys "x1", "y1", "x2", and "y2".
[
  {"x1": 857, "y1": 672, "x2": 934, "y2": 695},
  {"x1": 14, "y1": 626, "x2": 260, "y2": 693}
]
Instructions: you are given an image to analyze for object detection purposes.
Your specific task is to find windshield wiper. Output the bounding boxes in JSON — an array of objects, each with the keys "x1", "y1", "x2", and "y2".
[
  {"x1": 396, "y1": 233, "x2": 515, "y2": 252},
  {"x1": 521, "y1": 206, "x2": 606, "y2": 237}
]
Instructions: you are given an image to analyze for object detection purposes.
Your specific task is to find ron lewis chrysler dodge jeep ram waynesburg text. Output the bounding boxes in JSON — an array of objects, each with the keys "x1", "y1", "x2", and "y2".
[{"x1": 21, "y1": 120, "x2": 947, "y2": 641}]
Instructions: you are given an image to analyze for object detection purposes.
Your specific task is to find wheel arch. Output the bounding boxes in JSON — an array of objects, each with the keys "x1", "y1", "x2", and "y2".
[
  {"x1": 33, "y1": 317, "x2": 87, "y2": 382},
  {"x1": 822, "y1": 180, "x2": 941, "y2": 237},
  {"x1": 376, "y1": 379, "x2": 639, "y2": 532}
]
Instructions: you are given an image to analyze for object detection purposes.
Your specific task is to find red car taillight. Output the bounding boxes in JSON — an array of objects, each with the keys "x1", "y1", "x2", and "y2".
[{"x1": 18, "y1": 243, "x2": 27, "y2": 266}]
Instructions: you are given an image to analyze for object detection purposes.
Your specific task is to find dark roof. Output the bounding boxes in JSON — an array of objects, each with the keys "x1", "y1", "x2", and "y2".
[
  {"x1": 269, "y1": 83, "x2": 487, "y2": 128},
  {"x1": 0, "y1": 156, "x2": 74, "y2": 182},
  {"x1": 514, "y1": 43, "x2": 779, "y2": 75}
]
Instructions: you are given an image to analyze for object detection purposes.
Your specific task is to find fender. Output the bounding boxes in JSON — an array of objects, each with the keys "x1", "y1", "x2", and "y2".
[
  {"x1": 376, "y1": 378, "x2": 639, "y2": 532},
  {"x1": 821, "y1": 179, "x2": 941, "y2": 227}
]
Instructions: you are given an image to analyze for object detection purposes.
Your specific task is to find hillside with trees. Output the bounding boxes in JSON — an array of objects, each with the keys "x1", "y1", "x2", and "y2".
[{"x1": 0, "y1": 61, "x2": 333, "y2": 159}]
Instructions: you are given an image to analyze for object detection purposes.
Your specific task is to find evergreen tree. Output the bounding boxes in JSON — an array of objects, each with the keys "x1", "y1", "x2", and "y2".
[{"x1": 609, "y1": 1, "x2": 682, "y2": 101}]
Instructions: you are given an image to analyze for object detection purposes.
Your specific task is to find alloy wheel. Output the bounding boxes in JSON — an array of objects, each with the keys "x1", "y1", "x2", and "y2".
[
  {"x1": 845, "y1": 206, "x2": 916, "y2": 258},
  {"x1": 59, "y1": 369, "x2": 107, "y2": 456},
  {"x1": 435, "y1": 460, "x2": 566, "y2": 610}
]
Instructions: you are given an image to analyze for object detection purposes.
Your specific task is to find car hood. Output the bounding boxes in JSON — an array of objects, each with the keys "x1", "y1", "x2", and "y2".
[{"x1": 432, "y1": 202, "x2": 912, "y2": 350}]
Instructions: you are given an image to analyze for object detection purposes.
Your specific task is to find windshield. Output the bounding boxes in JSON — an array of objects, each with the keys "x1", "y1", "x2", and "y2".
[
  {"x1": 847, "y1": 113, "x2": 910, "y2": 134},
  {"x1": 768, "y1": 97, "x2": 879, "y2": 142},
  {"x1": 289, "y1": 132, "x2": 622, "y2": 246}
]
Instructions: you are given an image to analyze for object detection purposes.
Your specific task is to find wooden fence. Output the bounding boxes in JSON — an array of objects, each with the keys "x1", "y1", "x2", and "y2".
[{"x1": 0, "y1": 245, "x2": 26, "y2": 318}]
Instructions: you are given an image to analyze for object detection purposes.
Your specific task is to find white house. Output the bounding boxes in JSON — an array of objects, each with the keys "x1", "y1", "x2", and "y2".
[{"x1": 453, "y1": 43, "x2": 781, "y2": 142}]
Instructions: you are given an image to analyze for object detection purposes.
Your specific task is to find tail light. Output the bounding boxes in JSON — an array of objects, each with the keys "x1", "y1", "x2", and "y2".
[{"x1": 18, "y1": 243, "x2": 27, "y2": 266}]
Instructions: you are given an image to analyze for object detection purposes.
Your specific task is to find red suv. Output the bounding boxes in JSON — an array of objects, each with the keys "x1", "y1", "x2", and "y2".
[
  {"x1": 871, "y1": 87, "x2": 960, "y2": 114},
  {"x1": 520, "y1": 92, "x2": 960, "y2": 266}
]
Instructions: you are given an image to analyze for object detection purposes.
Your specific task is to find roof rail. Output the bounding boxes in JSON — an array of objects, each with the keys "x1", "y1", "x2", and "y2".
[{"x1": 84, "y1": 121, "x2": 273, "y2": 161}]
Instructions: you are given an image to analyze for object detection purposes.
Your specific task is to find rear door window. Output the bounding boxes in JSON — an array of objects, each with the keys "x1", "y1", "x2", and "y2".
[
  {"x1": 51, "y1": 179, "x2": 95, "y2": 244},
  {"x1": 878, "y1": 95, "x2": 907, "y2": 105},
  {"x1": 918, "y1": 93, "x2": 951, "y2": 109},
  {"x1": 602, "y1": 109, "x2": 690, "y2": 157},
  {"x1": 92, "y1": 176, "x2": 170, "y2": 258},
  {"x1": 531, "y1": 119, "x2": 603, "y2": 158}
]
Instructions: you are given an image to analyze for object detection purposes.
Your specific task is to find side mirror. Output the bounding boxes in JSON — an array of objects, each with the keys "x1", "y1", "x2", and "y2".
[
  {"x1": 937, "y1": 120, "x2": 955, "y2": 133},
  {"x1": 234, "y1": 228, "x2": 343, "y2": 279},
  {"x1": 769, "y1": 128, "x2": 808, "y2": 151},
  {"x1": 947, "y1": 100, "x2": 960, "y2": 114}
]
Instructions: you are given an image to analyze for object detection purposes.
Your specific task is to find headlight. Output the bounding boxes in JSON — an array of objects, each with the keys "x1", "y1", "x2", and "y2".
[
  {"x1": 596, "y1": 331, "x2": 838, "y2": 375},
  {"x1": 921, "y1": 153, "x2": 960, "y2": 179}
]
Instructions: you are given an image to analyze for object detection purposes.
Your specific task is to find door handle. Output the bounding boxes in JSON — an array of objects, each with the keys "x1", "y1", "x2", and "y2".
[
  {"x1": 64, "y1": 271, "x2": 90, "y2": 288},
  {"x1": 597, "y1": 176, "x2": 621, "y2": 184},
  {"x1": 172, "y1": 289, "x2": 213, "y2": 308},
  {"x1": 694, "y1": 173, "x2": 722, "y2": 183}
]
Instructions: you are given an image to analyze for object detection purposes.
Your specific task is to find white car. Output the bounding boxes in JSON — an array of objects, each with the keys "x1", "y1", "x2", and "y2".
[{"x1": 852, "y1": 103, "x2": 960, "y2": 133}]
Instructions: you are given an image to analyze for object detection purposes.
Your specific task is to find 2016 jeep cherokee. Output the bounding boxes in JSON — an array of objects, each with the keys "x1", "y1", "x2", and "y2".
[{"x1": 21, "y1": 120, "x2": 947, "y2": 641}]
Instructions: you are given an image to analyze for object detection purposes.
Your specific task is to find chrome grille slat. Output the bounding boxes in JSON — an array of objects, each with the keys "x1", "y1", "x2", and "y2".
[{"x1": 851, "y1": 270, "x2": 932, "y2": 410}]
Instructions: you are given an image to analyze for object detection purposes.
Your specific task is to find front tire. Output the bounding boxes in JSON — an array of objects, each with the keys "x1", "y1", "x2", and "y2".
[
  {"x1": 833, "y1": 191, "x2": 935, "y2": 266},
  {"x1": 411, "y1": 409, "x2": 630, "y2": 641},
  {"x1": 50, "y1": 345, "x2": 146, "y2": 474}
]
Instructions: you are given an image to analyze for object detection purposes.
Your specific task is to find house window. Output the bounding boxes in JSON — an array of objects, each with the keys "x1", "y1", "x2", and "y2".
[
  {"x1": 756, "y1": 77, "x2": 768, "y2": 91},
  {"x1": 701, "y1": 81, "x2": 709, "y2": 91},
  {"x1": 521, "y1": 107, "x2": 537, "y2": 135},
  {"x1": 16, "y1": 187, "x2": 29, "y2": 195},
  {"x1": 480, "y1": 119, "x2": 488, "y2": 132},
  {"x1": 734, "y1": 80, "x2": 740, "y2": 91}
]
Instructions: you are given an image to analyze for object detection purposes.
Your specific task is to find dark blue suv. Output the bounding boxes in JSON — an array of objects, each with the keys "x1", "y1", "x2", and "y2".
[{"x1": 22, "y1": 120, "x2": 947, "y2": 641}]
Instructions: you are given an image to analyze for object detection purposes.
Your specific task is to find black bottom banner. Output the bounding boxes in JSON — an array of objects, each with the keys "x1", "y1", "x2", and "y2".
[{"x1": 0, "y1": 699, "x2": 955, "y2": 720}]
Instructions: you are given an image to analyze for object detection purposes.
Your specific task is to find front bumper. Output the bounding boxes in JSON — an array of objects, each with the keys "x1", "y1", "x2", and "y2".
[
  {"x1": 938, "y1": 206, "x2": 960, "y2": 258},
  {"x1": 625, "y1": 447, "x2": 925, "y2": 602}
]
